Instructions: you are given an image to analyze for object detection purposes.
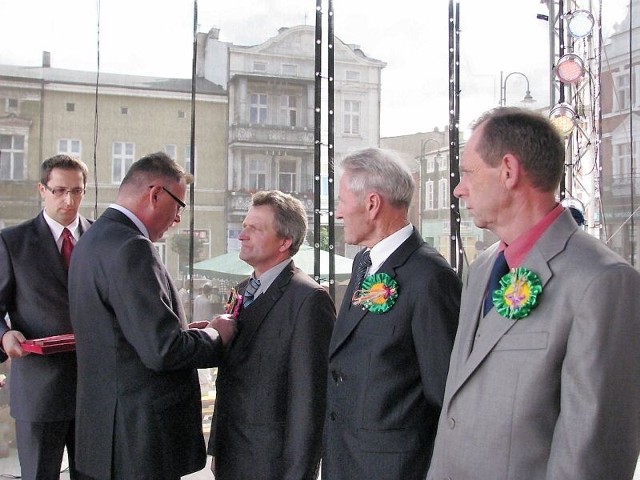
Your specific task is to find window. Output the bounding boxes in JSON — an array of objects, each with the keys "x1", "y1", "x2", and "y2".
[
  {"x1": 282, "y1": 64, "x2": 297, "y2": 76},
  {"x1": 58, "y1": 139, "x2": 81, "y2": 157},
  {"x1": 6, "y1": 98, "x2": 18, "y2": 112},
  {"x1": 253, "y1": 62, "x2": 267, "y2": 73},
  {"x1": 178, "y1": 110, "x2": 186, "y2": 118},
  {"x1": 346, "y1": 70, "x2": 360, "y2": 81},
  {"x1": 614, "y1": 70, "x2": 630, "y2": 111},
  {"x1": 612, "y1": 142, "x2": 632, "y2": 181},
  {"x1": 111, "y1": 142, "x2": 135, "y2": 183},
  {"x1": 121, "y1": 106, "x2": 129, "y2": 115},
  {"x1": 165, "y1": 144, "x2": 177, "y2": 160},
  {"x1": 343, "y1": 100, "x2": 360, "y2": 135},
  {"x1": 278, "y1": 159, "x2": 297, "y2": 192},
  {"x1": 185, "y1": 145, "x2": 196, "y2": 174},
  {"x1": 281, "y1": 95, "x2": 297, "y2": 127},
  {"x1": 426, "y1": 156, "x2": 435, "y2": 173},
  {"x1": 0, "y1": 134, "x2": 25, "y2": 180},
  {"x1": 66, "y1": 102, "x2": 75, "y2": 112},
  {"x1": 438, "y1": 155, "x2": 448, "y2": 171},
  {"x1": 248, "y1": 158, "x2": 266, "y2": 190},
  {"x1": 250, "y1": 94, "x2": 268, "y2": 124},
  {"x1": 425, "y1": 180, "x2": 434, "y2": 210},
  {"x1": 438, "y1": 178, "x2": 449, "y2": 209}
]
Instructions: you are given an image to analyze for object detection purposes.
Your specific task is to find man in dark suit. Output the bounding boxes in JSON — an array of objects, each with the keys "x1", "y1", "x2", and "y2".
[
  {"x1": 322, "y1": 148, "x2": 461, "y2": 480},
  {"x1": 0, "y1": 155, "x2": 91, "y2": 480},
  {"x1": 208, "y1": 190, "x2": 335, "y2": 480},
  {"x1": 427, "y1": 108, "x2": 640, "y2": 479},
  {"x1": 68, "y1": 152, "x2": 236, "y2": 480}
]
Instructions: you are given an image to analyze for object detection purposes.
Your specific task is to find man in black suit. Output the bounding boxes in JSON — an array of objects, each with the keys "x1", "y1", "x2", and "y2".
[
  {"x1": 0, "y1": 155, "x2": 91, "y2": 480},
  {"x1": 68, "y1": 152, "x2": 236, "y2": 480},
  {"x1": 322, "y1": 148, "x2": 462, "y2": 480},
  {"x1": 208, "y1": 190, "x2": 335, "y2": 480}
]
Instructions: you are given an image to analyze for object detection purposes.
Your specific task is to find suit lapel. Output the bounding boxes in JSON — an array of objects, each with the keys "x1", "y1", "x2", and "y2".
[
  {"x1": 447, "y1": 212, "x2": 576, "y2": 402},
  {"x1": 329, "y1": 229, "x2": 423, "y2": 357},
  {"x1": 225, "y1": 261, "x2": 295, "y2": 364}
]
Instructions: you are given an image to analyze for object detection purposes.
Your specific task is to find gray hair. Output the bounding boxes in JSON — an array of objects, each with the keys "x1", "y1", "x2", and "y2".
[{"x1": 339, "y1": 147, "x2": 415, "y2": 209}]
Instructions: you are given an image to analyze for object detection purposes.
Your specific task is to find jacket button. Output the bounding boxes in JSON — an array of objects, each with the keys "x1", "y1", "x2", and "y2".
[{"x1": 329, "y1": 412, "x2": 337, "y2": 421}]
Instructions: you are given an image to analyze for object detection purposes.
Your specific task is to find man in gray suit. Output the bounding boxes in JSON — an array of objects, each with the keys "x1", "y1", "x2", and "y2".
[
  {"x1": 322, "y1": 148, "x2": 461, "y2": 480},
  {"x1": 428, "y1": 108, "x2": 640, "y2": 479},
  {"x1": 0, "y1": 155, "x2": 91, "y2": 479},
  {"x1": 69, "y1": 152, "x2": 236, "y2": 480},
  {"x1": 209, "y1": 190, "x2": 335, "y2": 479}
]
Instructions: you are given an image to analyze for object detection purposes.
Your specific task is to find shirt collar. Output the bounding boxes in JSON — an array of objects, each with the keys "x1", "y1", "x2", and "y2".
[
  {"x1": 252, "y1": 257, "x2": 292, "y2": 297},
  {"x1": 502, "y1": 204, "x2": 565, "y2": 268},
  {"x1": 369, "y1": 223, "x2": 413, "y2": 274},
  {"x1": 42, "y1": 209, "x2": 80, "y2": 242},
  {"x1": 108, "y1": 204, "x2": 150, "y2": 239}
]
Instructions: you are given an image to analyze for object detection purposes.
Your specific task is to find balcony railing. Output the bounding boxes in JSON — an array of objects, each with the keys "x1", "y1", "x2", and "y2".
[{"x1": 230, "y1": 123, "x2": 314, "y2": 147}]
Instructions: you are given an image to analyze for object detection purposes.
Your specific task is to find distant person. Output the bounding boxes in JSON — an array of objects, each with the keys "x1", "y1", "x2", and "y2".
[
  {"x1": 209, "y1": 190, "x2": 335, "y2": 479},
  {"x1": 322, "y1": 148, "x2": 461, "y2": 480},
  {"x1": 0, "y1": 154, "x2": 91, "y2": 480},
  {"x1": 193, "y1": 283, "x2": 215, "y2": 322},
  {"x1": 427, "y1": 108, "x2": 640, "y2": 480},
  {"x1": 68, "y1": 152, "x2": 236, "y2": 480}
]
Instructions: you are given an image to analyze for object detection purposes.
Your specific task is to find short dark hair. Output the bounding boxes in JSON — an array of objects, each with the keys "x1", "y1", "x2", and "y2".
[
  {"x1": 120, "y1": 151, "x2": 192, "y2": 191},
  {"x1": 40, "y1": 154, "x2": 89, "y2": 186},
  {"x1": 473, "y1": 107, "x2": 565, "y2": 193},
  {"x1": 251, "y1": 190, "x2": 308, "y2": 256}
]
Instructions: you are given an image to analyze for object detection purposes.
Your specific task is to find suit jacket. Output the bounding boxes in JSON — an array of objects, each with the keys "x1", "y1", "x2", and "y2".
[
  {"x1": 209, "y1": 261, "x2": 335, "y2": 480},
  {"x1": 0, "y1": 211, "x2": 92, "y2": 421},
  {"x1": 322, "y1": 228, "x2": 461, "y2": 480},
  {"x1": 427, "y1": 210, "x2": 640, "y2": 480},
  {"x1": 68, "y1": 208, "x2": 225, "y2": 480}
]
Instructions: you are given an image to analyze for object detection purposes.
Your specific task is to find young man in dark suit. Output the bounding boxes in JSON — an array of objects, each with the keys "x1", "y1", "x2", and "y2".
[
  {"x1": 68, "y1": 152, "x2": 236, "y2": 480},
  {"x1": 322, "y1": 148, "x2": 461, "y2": 480},
  {"x1": 0, "y1": 155, "x2": 92, "y2": 480},
  {"x1": 208, "y1": 190, "x2": 335, "y2": 480}
]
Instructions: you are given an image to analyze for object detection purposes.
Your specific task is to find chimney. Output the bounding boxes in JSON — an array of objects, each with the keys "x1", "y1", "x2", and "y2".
[{"x1": 42, "y1": 51, "x2": 51, "y2": 68}]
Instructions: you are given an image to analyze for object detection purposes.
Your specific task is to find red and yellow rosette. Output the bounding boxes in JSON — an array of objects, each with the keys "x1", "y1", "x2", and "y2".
[
  {"x1": 224, "y1": 287, "x2": 243, "y2": 318},
  {"x1": 351, "y1": 273, "x2": 399, "y2": 313},
  {"x1": 493, "y1": 267, "x2": 542, "y2": 320}
]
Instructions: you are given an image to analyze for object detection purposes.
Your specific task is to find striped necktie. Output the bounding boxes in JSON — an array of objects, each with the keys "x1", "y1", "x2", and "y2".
[
  {"x1": 243, "y1": 277, "x2": 261, "y2": 308},
  {"x1": 353, "y1": 249, "x2": 372, "y2": 289}
]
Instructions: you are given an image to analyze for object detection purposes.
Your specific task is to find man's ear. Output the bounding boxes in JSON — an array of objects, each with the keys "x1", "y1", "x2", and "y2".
[
  {"x1": 501, "y1": 153, "x2": 521, "y2": 190},
  {"x1": 366, "y1": 191, "x2": 382, "y2": 218},
  {"x1": 148, "y1": 185, "x2": 162, "y2": 208}
]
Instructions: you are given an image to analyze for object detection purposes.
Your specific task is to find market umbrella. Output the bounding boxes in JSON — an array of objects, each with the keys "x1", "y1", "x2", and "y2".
[{"x1": 193, "y1": 244, "x2": 354, "y2": 282}]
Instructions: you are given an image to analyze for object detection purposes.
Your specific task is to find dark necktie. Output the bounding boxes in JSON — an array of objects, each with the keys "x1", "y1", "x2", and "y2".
[
  {"x1": 483, "y1": 250, "x2": 509, "y2": 316},
  {"x1": 353, "y1": 249, "x2": 372, "y2": 289},
  {"x1": 61, "y1": 228, "x2": 74, "y2": 271},
  {"x1": 243, "y1": 277, "x2": 261, "y2": 308}
]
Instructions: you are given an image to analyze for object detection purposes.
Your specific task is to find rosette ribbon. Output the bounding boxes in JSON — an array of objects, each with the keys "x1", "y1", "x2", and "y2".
[
  {"x1": 493, "y1": 267, "x2": 542, "y2": 320},
  {"x1": 351, "y1": 273, "x2": 399, "y2": 314}
]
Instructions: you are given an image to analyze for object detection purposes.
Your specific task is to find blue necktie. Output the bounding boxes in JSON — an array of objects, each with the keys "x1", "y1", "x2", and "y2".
[
  {"x1": 483, "y1": 251, "x2": 509, "y2": 316},
  {"x1": 353, "y1": 250, "x2": 372, "y2": 289},
  {"x1": 243, "y1": 277, "x2": 261, "y2": 308}
]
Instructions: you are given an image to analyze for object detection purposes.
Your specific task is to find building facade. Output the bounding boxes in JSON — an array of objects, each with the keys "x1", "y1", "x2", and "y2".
[
  {"x1": 0, "y1": 56, "x2": 228, "y2": 280},
  {"x1": 197, "y1": 26, "x2": 386, "y2": 256}
]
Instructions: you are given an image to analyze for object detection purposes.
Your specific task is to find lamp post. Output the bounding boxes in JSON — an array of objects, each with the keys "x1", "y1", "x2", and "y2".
[{"x1": 499, "y1": 71, "x2": 535, "y2": 107}]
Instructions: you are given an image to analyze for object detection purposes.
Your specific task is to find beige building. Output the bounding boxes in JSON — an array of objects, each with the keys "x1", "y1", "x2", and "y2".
[{"x1": 0, "y1": 55, "x2": 228, "y2": 281}]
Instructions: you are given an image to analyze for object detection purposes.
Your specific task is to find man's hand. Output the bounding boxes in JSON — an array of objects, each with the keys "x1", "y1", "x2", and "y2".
[
  {"x1": 208, "y1": 314, "x2": 237, "y2": 346},
  {"x1": 1, "y1": 330, "x2": 29, "y2": 358}
]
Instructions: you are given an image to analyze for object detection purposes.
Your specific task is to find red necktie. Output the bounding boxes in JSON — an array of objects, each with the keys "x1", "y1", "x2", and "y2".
[{"x1": 61, "y1": 228, "x2": 74, "y2": 270}]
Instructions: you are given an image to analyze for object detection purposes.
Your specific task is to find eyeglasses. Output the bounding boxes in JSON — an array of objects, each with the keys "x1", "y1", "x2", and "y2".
[
  {"x1": 160, "y1": 186, "x2": 186, "y2": 215},
  {"x1": 44, "y1": 185, "x2": 85, "y2": 198}
]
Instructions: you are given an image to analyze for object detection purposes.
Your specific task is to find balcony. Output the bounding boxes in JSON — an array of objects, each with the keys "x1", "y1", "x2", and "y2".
[{"x1": 229, "y1": 123, "x2": 314, "y2": 148}]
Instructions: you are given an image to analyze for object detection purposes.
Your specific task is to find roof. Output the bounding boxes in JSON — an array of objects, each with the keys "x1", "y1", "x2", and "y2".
[{"x1": 0, "y1": 64, "x2": 226, "y2": 95}]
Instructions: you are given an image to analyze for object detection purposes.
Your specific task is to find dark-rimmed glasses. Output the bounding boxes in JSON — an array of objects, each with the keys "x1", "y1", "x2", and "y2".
[
  {"x1": 43, "y1": 185, "x2": 85, "y2": 198},
  {"x1": 160, "y1": 186, "x2": 186, "y2": 215}
]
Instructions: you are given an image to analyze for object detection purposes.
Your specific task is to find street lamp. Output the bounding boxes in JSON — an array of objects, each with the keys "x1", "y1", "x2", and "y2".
[{"x1": 499, "y1": 71, "x2": 536, "y2": 107}]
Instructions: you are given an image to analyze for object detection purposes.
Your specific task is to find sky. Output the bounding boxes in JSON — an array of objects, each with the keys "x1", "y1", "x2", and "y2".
[{"x1": 0, "y1": 0, "x2": 629, "y2": 137}]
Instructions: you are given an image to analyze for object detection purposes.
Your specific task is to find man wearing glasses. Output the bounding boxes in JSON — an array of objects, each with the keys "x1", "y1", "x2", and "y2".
[
  {"x1": 68, "y1": 151, "x2": 237, "y2": 480},
  {"x1": 0, "y1": 154, "x2": 92, "y2": 480}
]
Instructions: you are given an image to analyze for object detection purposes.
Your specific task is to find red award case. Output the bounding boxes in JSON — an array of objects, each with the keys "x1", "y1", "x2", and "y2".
[{"x1": 21, "y1": 334, "x2": 76, "y2": 355}]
